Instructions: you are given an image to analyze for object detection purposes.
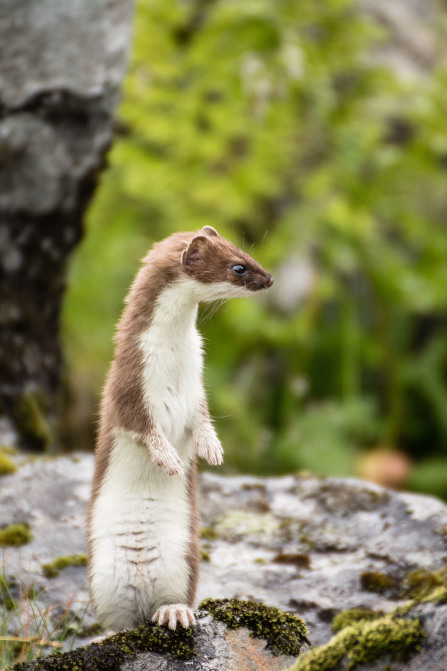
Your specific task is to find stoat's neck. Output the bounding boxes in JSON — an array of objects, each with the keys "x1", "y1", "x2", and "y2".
[{"x1": 148, "y1": 280, "x2": 199, "y2": 342}]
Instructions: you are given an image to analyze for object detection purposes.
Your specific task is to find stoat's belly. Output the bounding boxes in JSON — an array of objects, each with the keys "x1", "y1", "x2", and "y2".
[{"x1": 90, "y1": 435, "x2": 192, "y2": 629}]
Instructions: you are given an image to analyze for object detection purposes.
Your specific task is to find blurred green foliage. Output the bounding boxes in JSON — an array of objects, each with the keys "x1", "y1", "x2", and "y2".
[{"x1": 63, "y1": 0, "x2": 447, "y2": 495}]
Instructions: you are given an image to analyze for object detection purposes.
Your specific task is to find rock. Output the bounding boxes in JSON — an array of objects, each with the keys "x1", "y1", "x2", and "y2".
[
  {"x1": 8, "y1": 601, "x2": 308, "y2": 671},
  {"x1": 0, "y1": 0, "x2": 134, "y2": 447},
  {"x1": 1, "y1": 453, "x2": 447, "y2": 669}
]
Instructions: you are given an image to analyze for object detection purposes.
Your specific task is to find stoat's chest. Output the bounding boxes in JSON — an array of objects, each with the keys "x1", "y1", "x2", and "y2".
[{"x1": 139, "y1": 319, "x2": 204, "y2": 447}]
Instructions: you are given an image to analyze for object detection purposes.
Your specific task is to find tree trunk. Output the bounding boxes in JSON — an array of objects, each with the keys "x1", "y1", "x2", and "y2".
[{"x1": 0, "y1": 0, "x2": 134, "y2": 449}]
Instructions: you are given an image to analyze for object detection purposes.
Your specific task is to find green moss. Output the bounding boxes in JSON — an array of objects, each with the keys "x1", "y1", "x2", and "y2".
[
  {"x1": 332, "y1": 608, "x2": 384, "y2": 633},
  {"x1": 200, "y1": 549, "x2": 211, "y2": 562},
  {"x1": 10, "y1": 649, "x2": 85, "y2": 670},
  {"x1": 199, "y1": 597, "x2": 310, "y2": 656},
  {"x1": 14, "y1": 392, "x2": 51, "y2": 450},
  {"x1": 287, "y1": 614, "x2": 424, "y2": 671},
  {"x1": 0, "y1": 523, "x2": 32, "y2": 547},
  {"x1": 200, "y1": 526, "x2": 218, "y2": 540},
  {"x1": 0, "y1": 448, "x2": 17, "y2": 475},
  {"x1": 9, "y1": 617, "x2": 195, "y2": 670},
  {"x1": 360, "y1": 570, "x2": 395, "y2": 593},
  {"x1": 402, "y1": 567, "x2": 447, "y2": 600},
  {"x1": 425, "y1": 585, "x2": 447, "y2": 604},
  {"x1": 42, "y1": 555, "x2": 87, "y2": 578}
]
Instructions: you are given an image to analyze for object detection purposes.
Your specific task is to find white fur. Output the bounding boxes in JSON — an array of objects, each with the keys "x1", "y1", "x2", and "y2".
[
  {"x1": 90, "y1": 433, "x2": 192, "y2": 630},
  {"x1": 90, "y1": 276, "x2": 237, "y2": 631}
]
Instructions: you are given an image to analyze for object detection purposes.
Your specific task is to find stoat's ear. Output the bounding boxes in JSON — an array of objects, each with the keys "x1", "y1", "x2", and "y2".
[
  {"x1": 201, "y1": 225, "x2": 220, "y2": 238},
  {"x1": 181, "y1": 235, "x2": 214, "y2": 267}
]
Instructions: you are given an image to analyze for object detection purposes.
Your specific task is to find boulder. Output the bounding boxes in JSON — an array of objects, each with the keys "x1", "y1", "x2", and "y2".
[{"x1": 1, "y1": 452, "x2": 447, "y2": 669}]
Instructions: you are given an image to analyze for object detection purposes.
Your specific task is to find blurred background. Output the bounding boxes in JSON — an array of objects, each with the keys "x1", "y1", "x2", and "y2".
[{"x1": 61, "y1": 0, "x2": 447, "y2": 498}]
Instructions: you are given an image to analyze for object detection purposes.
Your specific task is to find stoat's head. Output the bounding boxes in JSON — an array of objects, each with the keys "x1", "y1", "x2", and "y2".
[{"x1": 181, "y1": 226, "x2": 273, "y2": 301}]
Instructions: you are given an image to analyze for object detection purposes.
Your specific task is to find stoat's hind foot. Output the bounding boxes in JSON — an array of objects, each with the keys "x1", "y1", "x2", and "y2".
[{"x1": 152, "y1": 604, "x2": 196, "y2": 630}]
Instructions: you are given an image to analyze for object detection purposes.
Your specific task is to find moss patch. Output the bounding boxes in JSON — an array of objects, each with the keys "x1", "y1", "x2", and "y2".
[
  {"x1": 360, "y1": 570, "x2": 395, "y2": 593},
  {"x1": 42, "y1": 555, "x2": 87, "y2": 578},
  {"x1": 14, "y1": 391, "x2": 51, "y2": 451},
  {"x1": 11, "y1": 648, "x2": 85, "y2": 671},
  {"x1": 402, "y1": 567, "x2": 447, "y2": 600},
  {"x1": 10, "y1": 618, "x2": 195, "y2": 671},
  {"x1": 0, "y1": 448, "x2": 17, "y2": 475},
  {"x1": 199, "y1": 597, "x2": 310, "y2": 656},
  {"x1": 200, "y1": 526, "x2": 218, "y2": 540},
  {"x1": 287, "y1": 613, "x2": 424, "y2": 671},
  {"x1": 200, "y1": 549, "x2": 211, "y2": 562},
  {"x1": 0, "y1": 523, "x2": 32, "y2": 547},
  {"x1": 332, "y1": 608, "x2": 384, "y2": 633}
]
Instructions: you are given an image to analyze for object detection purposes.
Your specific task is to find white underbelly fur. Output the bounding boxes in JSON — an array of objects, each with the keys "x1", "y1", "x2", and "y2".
[{"x1": 90, "y1": 434, "x2": 193, "y2": 630}]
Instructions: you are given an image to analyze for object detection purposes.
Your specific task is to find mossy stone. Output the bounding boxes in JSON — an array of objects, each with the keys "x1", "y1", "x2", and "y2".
[
  {"x1": 199, "y1": 597, "x2": 310, "y2": 656},
  {"x1": 332, "y1": 608, "x2": 384, "y2": 633},
  {"x1": 402, "y1": 567, "x2": 447, "y2": 600},
  {"x1": 14, "y1": 392, "x2": 51, "y2": 450},
  {"x1": 11, "y1": 648, "x2": 85, "y2": 670},
  {"x1": 42, "y1": 555, "x2": 87, "y2": 578},
  {"x1": 9, "y1": 618, "x2": 195, "y2": 670},
  {"x1": 288, "y1": 614, "x2": 424, "y2": 671},
  {"x1": 0, "y1": 523, "x2": 32, "y2": 547}
]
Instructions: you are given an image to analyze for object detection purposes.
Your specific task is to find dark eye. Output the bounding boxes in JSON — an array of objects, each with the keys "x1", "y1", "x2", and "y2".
[{"x1": 232, "y1": 264, "x2": 246, "y2": 275}]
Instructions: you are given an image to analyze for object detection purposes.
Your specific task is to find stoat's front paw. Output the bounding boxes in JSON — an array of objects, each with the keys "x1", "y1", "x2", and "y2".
[
  {"x1": 195, "y1": 428, "x2": 224, "y2": 466},
  {"x1": 145, "y1": 432, "x2": 184, "y2": 475},
  {"x1": 157, "y1": 448, "x2": 184, "y2": 476},
  {"x1": 152, "y1": 604, "x2": 196, "y2": 630}
]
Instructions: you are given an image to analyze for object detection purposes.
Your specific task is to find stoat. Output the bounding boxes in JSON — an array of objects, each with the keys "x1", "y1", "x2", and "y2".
[{"x1": 87, "y1": 227, "x2": 273, "y2": 632}]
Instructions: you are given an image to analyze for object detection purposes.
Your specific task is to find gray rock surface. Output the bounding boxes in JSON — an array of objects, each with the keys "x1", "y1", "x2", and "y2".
[
  {"x1": 1, "y1": 452, "x2": 447, "y2": 669},
  {"x1": 0, "y1": 0, "x2": 134, "y2": 447}
]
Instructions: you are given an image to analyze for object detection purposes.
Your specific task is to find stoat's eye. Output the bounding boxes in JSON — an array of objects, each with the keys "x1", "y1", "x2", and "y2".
[{"x1": 232, "y1": 264, "x2": 246, "y2": 275}]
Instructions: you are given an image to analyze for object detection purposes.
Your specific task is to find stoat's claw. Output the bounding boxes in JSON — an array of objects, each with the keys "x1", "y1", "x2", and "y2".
[{"x1": 152, "y1": 604, "x2": 196, "y2": 630}]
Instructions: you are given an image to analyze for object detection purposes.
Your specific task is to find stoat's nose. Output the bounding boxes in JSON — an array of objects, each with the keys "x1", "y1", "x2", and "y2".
[{"x1": 266, "y1": 273, "x2": 274, "y2": 288}]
